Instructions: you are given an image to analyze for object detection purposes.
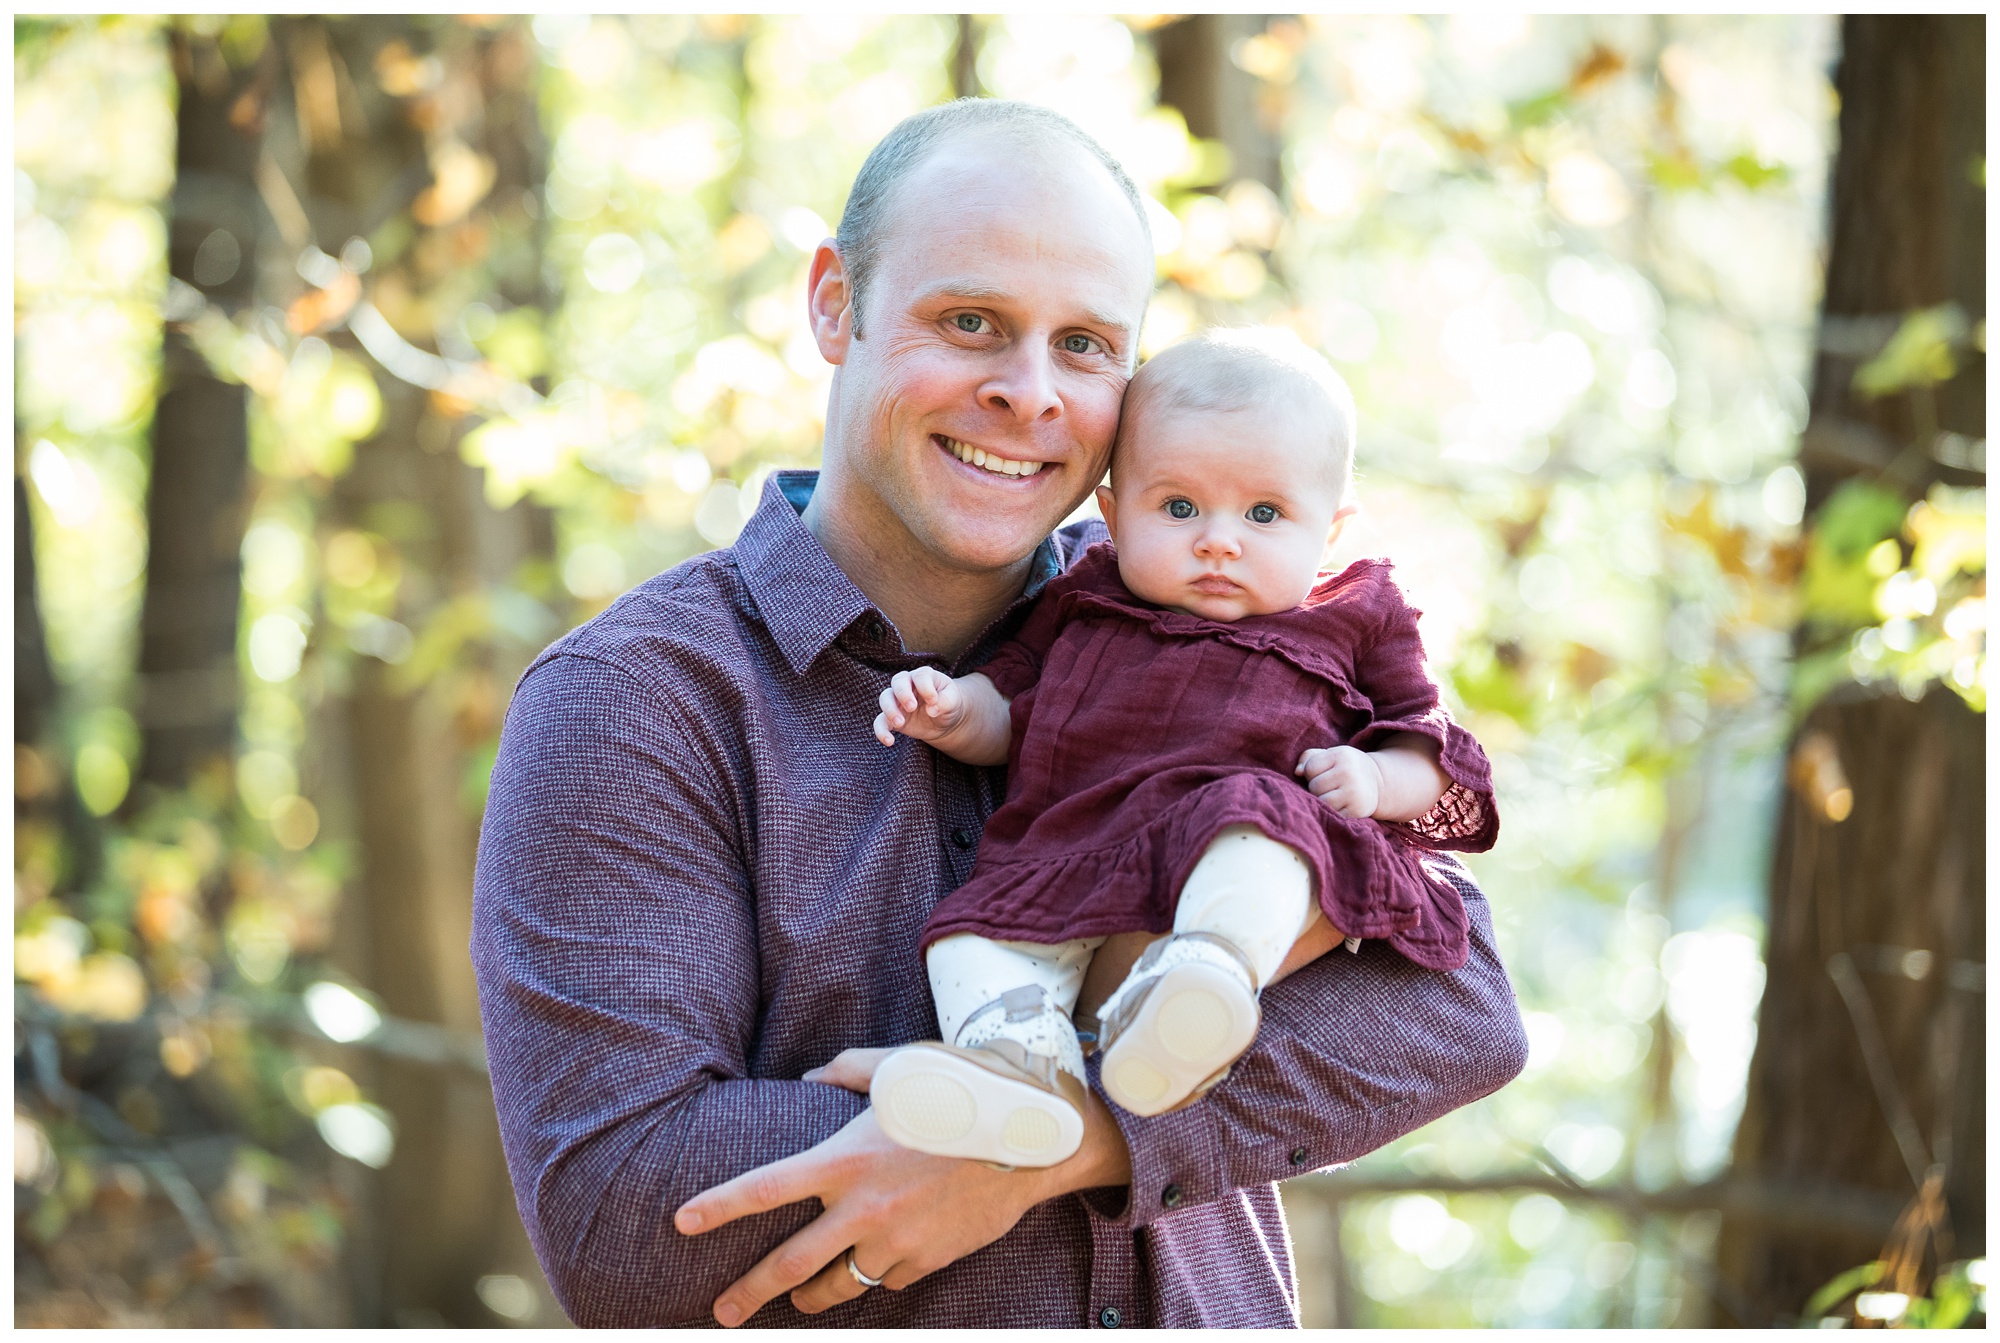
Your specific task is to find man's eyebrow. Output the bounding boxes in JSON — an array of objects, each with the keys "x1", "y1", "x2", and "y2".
[{"x1": 913, "y1": 281, "x2": 1138, "y2": 336}]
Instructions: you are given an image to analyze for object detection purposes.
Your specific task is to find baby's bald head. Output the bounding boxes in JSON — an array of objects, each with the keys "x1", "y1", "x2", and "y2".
[{"x1": 1114, "y1": 327, "x2": 1357, "y2": 499}]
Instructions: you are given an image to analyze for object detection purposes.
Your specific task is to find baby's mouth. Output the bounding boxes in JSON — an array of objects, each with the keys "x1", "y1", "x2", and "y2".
[
  {"x1": 1190, "y1": 573, "x2": 1242, "y2": 595},
  {"x1": 936, "y1": 434, "x2": 1045, "y2": 478}
]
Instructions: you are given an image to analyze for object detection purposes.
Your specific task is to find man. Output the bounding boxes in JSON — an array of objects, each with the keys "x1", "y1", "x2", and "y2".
[{"x1": 472, "y1": 99, "x2": 1526, "y2": 1329}]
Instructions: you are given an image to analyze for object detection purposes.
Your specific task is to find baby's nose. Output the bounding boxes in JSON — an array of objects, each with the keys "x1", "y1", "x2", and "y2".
[{"x1": 1195, "y1": 527, "x2": 1243, "y2": 558}]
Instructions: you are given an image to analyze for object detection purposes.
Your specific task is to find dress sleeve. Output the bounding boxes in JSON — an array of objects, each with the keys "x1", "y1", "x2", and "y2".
[
  {"x1": 1346, "y1": 579, "x2": 1499, "y2": 853},
  {"x1": 1095, "y1": 859, "x2": 1527, "y2": 1231},
  {"x1": 471, "y1": 653, "x2": 867, "y2": 1327},
  {"x1": 975, "y1": 573, "x2": 1072, "y2": 700}
]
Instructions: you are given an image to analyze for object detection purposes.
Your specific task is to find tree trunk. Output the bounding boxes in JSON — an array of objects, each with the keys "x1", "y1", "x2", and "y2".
[
  {"x1": 1717, "y1": 16, "x2": 1986, "y2": 1324},
  {"x1": 1796, "y1": 14, "x2": 1985, "y2": 516},
  {"x1": 1150, "y1": 13, "x2": 1284, "y2": 193},
  {"x1": 132, "y1": 27, "x2": 274, "y2": 794},
  {"x1": 16, "y1": 472, "x2": 58, "y2": 749},
  {"x1": 276, "y1": 15, "x2": 556, "y2": 1325}
]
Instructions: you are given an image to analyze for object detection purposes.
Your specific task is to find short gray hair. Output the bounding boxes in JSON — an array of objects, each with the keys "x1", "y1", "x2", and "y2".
[
  {"x1": 1118, "y1": 327, "x2": 1359, "y2": 495},
  {"x1": 835, "y1": 98, "x2": 1152, "y2": 336}
]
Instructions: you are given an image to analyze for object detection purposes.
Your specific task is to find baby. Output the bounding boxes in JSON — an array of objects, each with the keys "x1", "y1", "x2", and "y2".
[{"x1": 867, "y1": 327, "x2": 1498, "y2": 1169}]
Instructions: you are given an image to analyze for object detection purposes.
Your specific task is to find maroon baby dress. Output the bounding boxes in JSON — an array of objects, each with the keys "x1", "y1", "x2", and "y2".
[{"x1": 918, "y1": 542, "x2": 1498, "y2": 972}]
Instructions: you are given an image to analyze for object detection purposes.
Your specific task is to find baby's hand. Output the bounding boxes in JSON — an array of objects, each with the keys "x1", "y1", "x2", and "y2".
[
  {"x1": 1296, "y1": 745, "x2": 1384, "y2": 819},
  {"x1": 874, "y1": 667, "x2": 967, "y2": 747}
]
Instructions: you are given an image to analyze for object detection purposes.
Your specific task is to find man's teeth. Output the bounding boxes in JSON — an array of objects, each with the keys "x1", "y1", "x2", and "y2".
[{"x1": 943, "y1": 437, "x2": 1042, "y2": 477}]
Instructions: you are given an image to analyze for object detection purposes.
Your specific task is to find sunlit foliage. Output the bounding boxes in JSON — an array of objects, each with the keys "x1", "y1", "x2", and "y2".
[{"x1": 13, "y1": 12, "x2": 1983, "y2": 1328}]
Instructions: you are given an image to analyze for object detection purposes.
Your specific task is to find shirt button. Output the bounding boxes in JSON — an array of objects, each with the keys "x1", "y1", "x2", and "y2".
[
  {"x1": 1290, "y1": 1147, "x2": 1309, "y2": 1167},
  {"x1": 1098, "y1": 1306, "x2": 1122, "y2": 1328},
  {"x1": 864, "y1": 617, "x2": 886, "y2": 640},
  {"x1": 950, "y1": 828, "x2": 974, "y2": 849},
  {"x1": 1161, "y1": 1183, "x2": 1184, "y2": 1208}
]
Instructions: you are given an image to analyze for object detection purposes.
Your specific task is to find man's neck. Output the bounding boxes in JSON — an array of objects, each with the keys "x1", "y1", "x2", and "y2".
[{"x1": 802, "y1": 469, "x2": 1035, "y2": 660}]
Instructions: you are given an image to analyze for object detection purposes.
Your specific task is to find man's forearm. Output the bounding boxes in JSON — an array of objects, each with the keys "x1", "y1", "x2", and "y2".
[
  {"x1": 1098, "y1": 866, "x2": 1526, "y2": 1229},
  {"x1": 519, "y1": 1075, "x2": 867, "y2": 1327}
]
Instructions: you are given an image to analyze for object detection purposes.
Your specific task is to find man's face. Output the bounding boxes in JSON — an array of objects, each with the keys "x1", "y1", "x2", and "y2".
[{"x1": 813, "y1": 136, "x2": 1155, "y2": 574}]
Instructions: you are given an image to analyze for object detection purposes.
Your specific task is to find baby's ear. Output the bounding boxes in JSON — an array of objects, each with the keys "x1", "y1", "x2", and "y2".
[
  {"x1": 1323, "y1": 502, "x2": 1360, "y2": 558},
  {"x1": 1094, "y1": 485, "x2": 1119, "y2": 543}
]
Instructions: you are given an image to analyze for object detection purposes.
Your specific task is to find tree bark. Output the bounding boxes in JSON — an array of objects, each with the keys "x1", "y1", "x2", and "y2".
[
  {"x1": 1718, "y1": 16, "x2": 1986, "y2": 1324},
  {"x1": 1150, "y1": 14, "x2": 1284, "y2": 193},
  {"x1": 1716, "y1": 686, "x2": 1984, "y2": 1322},
  {"x1": 277, "y1": 15, "x2": 556, "y2": 1325},
  {"x1": 1797, "y1": 14, "x2": 1985, "y2": 514},
  {"x1": 132, "y1": 27, "x2": 274, "y2": 793}
]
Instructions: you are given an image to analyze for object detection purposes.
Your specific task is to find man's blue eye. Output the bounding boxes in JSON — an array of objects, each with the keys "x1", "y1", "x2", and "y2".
[
  {"x1": 1063, "y1": 334, "x2": 1093, "y2": 354},
  {"x1": 1249, "y1": 504, "x2": 1278, "y2": 524},
  {"x1": 1167, "y1": 499, "x2": 1196, "y2": 520},
  {"x1": 955, "y1": 314, "x2": 984, "y2": 332}
]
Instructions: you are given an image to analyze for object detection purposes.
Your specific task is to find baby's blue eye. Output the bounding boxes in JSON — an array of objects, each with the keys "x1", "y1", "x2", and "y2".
[
  {"x1": 1249, "y1": 504, "x2": 1278, "y2": 524},
  {"x1": 955, "y1": 313, "x2": 985, "y2": 333},
  {"x1": 1167, "y1": 499, "x2": 1196, "y2": 520}
]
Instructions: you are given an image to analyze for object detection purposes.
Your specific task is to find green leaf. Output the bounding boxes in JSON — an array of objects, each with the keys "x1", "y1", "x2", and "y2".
[
  {"x1": 1508, "y1": 89, "x2": 1570, "y2": 128},
  {"x1": 1720, "y1": 151, "x2": 1789, "y2": 189},
  {"x1": 1645, "y1": 150, "x2": 1705, "y2": 191},
  {"x1": 1853, "y1": 304, "x2": 1970, "y2": 398},
  {"x1": 1803, "y1": 1260, "x2": 1884, "y2": 1319}
]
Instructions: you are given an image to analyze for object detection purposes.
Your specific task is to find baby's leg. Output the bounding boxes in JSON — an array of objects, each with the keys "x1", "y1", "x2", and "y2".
[
  {"x1": 1175, "y1": 824, "x2": 1318, "y2": 986},
  {"x1": 871, "y1": 933, "x2": 1103, "y2": 1167},
  {"x1": 1098, "y1": 824, "x2": 1317, "y2": 1115}
]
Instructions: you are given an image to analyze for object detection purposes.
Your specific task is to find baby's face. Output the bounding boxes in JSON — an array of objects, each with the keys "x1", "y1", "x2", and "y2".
[{"x1": 1098, "y1": 402, "x2": 1353, "y2": 622}]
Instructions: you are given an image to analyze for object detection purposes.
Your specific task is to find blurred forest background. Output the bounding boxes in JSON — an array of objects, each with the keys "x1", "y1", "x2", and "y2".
[{"x1": 12, "y1": 13, "x2": 1985, "y2": 1329}]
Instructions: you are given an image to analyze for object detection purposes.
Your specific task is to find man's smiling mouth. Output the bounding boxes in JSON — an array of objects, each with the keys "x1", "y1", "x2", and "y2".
[{"x1": 937, "y1": 434, "x2": 1046, "y2": 478}]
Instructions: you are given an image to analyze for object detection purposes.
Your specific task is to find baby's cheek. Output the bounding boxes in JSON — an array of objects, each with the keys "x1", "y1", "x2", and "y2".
[{"x1": 1113, "y1": 533, "x2": 1181, "y2": 605}]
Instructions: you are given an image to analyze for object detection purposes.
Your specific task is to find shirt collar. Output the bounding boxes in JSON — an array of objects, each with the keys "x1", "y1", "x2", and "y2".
[{"x1": 732, "y1": 469, "x2": 1066, "y2": 676}]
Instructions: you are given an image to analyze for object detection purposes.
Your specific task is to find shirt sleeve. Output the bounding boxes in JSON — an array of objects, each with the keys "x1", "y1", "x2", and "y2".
[
  {"x1": 1345, "y1": 577, "x2": 1499, "y2": 853},
  {"x1": 1095, "y1": 859, "x2": 1526, "y2": 1231},
  {"x1": 470, "y1": 652, "x2": 867, "y2": 1327}
]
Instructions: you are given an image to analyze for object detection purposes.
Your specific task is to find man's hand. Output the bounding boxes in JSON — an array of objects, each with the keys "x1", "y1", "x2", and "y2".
[
  {"x1": 1297, "y1": 744, "x2": 1384, "y2": 818},
  {"x1": 675, "y1": 1049, "x2": 1131, "y2": 1326},
  {"x1": 873, "y1": 666, "x2": 966, "y2": 748}
]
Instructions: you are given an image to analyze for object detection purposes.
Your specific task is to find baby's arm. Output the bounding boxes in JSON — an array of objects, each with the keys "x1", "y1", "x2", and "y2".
[
  {"x1": 1295, "y1": 732, "x2": 1451, "y2": 822},
  {"x1": 873, "y1": 667, "x2": 1013, "y2": 767}
]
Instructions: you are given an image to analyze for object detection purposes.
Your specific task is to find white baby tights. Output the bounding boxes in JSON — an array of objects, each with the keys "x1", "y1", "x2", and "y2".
[{"x1": 925, "y1": 933, "x2": 1103, "y2": 1083}]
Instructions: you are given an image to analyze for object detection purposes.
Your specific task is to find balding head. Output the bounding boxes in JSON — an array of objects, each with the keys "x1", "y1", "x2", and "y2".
[{"x1": 835, "y1": 99, "x2": 1152, "y2": 337}]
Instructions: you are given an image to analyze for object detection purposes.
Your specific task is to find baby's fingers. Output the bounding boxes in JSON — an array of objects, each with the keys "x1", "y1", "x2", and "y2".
[
  {"x1": 872, "y1": 712, "x2": 896, "y2": 748},
  {"x1": 1305, "y1": 766, "x2": 1351, "y2": 798},
  {"x1": 1297, "y1": 747, "x2": 1338, "y2": 777}
]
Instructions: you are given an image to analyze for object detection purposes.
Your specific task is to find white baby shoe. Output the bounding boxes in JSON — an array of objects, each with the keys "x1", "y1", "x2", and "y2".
[
  {"x1": 871, "y1": 985, "x2": 1087, "y2": 1168},
  {"x1": 1096, "y1": 932, "x2": 1261, "y2": 1117}
]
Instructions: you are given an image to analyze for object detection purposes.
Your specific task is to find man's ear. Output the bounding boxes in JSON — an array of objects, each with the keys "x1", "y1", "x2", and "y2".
[
  {"x1": 808, "y1": 241, "x2": 854, "y2": 364},
  {"x1": 1095, "y1": 485, "x2": 1119, "y2": 545},
  {"x1": 1323, "y1": 502, "x2": 1360, "y2": 560}
]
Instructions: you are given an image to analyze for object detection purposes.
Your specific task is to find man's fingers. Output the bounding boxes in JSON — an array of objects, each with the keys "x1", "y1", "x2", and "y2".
[
  {"x1": 803, "y1": 1047, "x2": 893, "y2": 1094},
  {"x1": 710, "y1": 1221, "x2": 853, "y2": 1327},
  {"x1": 791, "y1": 1247, "x2": 898, "y2": 1315},
  {"x1": 675, "y1": 1153, "x2": 818, "y2": 1238}
]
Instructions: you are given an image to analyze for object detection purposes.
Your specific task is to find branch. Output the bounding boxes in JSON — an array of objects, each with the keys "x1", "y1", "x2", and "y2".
[{"x1": 1292, "y1": 1169, "x2": 1908, "y2": 1238}]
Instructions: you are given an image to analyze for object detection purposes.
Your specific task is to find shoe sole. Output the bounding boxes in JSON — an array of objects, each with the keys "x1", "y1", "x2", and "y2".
[
  {"x1": 870, "y1": 1046, "x2": 1084, "y2": 1167},
  {"x1": 1100, "y1": 963, "x2": 1259, "y2": 1116}
]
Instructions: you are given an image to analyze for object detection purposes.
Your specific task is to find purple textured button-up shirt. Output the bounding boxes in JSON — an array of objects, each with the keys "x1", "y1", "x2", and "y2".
[{"x1": 471, "y1": 471, "x2": 1527, "y2": 1328}]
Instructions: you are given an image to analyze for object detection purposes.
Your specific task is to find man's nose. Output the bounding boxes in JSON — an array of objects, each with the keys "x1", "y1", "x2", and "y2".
[{"x1": 979, "y1": 340, "x2": 1063, "y2": 424}]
